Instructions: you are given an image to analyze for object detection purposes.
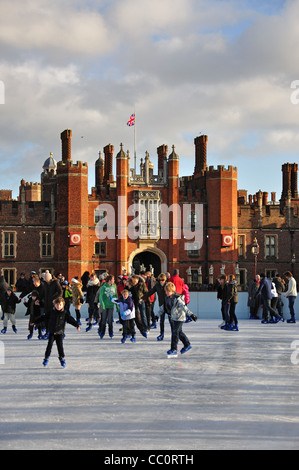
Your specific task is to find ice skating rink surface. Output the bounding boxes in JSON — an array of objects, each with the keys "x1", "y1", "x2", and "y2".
[{"x1": 0, "y1": 318, "x2": 299, "y2": 450}]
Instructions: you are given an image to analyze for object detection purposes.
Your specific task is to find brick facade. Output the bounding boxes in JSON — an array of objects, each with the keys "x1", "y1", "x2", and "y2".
[{"x1": 0, "y1": 129, "x2": 298, "y2": 289}]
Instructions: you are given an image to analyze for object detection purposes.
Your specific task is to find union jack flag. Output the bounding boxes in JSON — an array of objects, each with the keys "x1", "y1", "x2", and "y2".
[{"x1": 127, "y1": 113, "x2": 135, "y2": 127}]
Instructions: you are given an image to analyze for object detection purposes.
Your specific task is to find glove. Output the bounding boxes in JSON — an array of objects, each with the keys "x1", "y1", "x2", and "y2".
[{"x1": 190, "y1": 314, "x2": 197, "y2": 322}]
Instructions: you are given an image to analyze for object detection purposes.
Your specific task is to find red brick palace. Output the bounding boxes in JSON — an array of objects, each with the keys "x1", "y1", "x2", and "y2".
[{"x1": 0, "y1": 129, "x2": 298, "y2": 289}]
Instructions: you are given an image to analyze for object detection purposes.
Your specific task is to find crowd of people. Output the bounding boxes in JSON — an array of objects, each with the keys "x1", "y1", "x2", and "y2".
[
  {"x1": 216, "y1": 271, "x2": 297, "y2": 331},
  {"x1": 0, "y1": 267, "x2": 297, "y2": 367},
  {"x1": 0, "y1": 269, "x2": 197, "y2": 366}
]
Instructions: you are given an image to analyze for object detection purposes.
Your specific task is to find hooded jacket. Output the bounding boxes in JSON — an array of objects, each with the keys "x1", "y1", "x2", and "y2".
[{"x1": 86, "y1": 277, "x2": 100, "y2": 305}]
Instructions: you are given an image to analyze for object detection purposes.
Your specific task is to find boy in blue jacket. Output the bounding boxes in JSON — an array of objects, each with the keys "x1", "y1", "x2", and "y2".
[{"x1": 111, "y1": 289, "x2": 136, "y2": 343}]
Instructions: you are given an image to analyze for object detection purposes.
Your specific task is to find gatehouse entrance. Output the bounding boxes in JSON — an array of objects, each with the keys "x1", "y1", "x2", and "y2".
[{"x1": 132, "y1": 251, "x2": 162, "y2": 276}]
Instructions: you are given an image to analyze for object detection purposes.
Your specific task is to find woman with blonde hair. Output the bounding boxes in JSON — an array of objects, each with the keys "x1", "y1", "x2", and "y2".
[{"x1": 71, "y1": 277, "x2": 84, "y2": 325}]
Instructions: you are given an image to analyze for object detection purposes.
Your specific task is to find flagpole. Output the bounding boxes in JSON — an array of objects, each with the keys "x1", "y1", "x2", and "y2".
[{"x1": 134, "y1": 109, "x2": 136, "y2": 172}]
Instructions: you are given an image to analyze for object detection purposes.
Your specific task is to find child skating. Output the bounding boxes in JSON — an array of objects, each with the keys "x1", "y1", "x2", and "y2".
[
  {"x1": 1, "y1": 286, "x2": 21, "y2": 334},
  {"x1": 111, "y1": 289, "x2": 136, "y2": 343},
  {"x1": 163, "y1": 282, "x2": 197, "y2": 357},
  {"x1": 40, "y1": 297, "x2": 80, "y2": 368}
]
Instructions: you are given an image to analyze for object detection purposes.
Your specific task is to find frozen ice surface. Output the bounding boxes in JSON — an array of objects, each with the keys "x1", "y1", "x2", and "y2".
[{"x1": 0, "y1": 317, "x2": 299, "y2": 450}]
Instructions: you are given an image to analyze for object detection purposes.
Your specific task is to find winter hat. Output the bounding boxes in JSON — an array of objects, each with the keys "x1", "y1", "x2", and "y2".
[
  {"x1": 71, "y1": 278, "x2": 79, "y2": 284},
  {"x1": 44, "y1": 270, "x2": 52, "y2": 282},
  {"x1": 31, "y1": 290, "x2": 39, "y2": 298},
  {"x1": 6, "y1": 286, "x2": 13, "y2": 292}
]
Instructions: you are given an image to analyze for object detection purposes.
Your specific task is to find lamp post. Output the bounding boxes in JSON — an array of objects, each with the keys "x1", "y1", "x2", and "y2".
[
  {"x1": 251, "y1": 238, "x2": 259, "y2": 278},
  {"x1": 291, "y1": 253, "x2": 296, "y2": 276}
]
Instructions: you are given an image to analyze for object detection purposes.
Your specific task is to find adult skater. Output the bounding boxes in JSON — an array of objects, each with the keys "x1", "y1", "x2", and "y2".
[
  {"x1": 227, "y1": 274, "x2": 239, "y2": 331},
  {"x1": 98, "y1": 275, "x2": 117, "y2": 339},
  {"x1": 142, "y1": 273, "x2": 168, "y2": 341},
  {"x1": 24, "y1": 290, "x2": 44, "y2": 340},
  {"x1": 284, "y1": 271, "x2": 297, "y2": 323},
  {"x1": 256, "y1": 273, "x2": 283, "y2": 324},
  {"x1": 43, "y1": 271, "x2": 63, "y2": 336},
  {"x1": 85, "y1": 273, "x2": 100, "y2": 331},
  {"x1": 71, "y1": 277, "x2": 84, "y2": 325}
]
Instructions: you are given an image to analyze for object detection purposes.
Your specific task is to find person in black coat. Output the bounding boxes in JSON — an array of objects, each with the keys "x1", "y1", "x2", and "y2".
[
  {"x1": 1, "y1": 287, "x2": 21, "y2": 334},
  {"x1": 142, "y1": 273, "x2": 167, "y2": 340},
  {"x1": 42, "y1": 271, "x2": 63, "y2": 337},
  {"x1": 39, "y1": 297, "x2": 80, "y2": 368},
  {"x1": 0, "y1": 275, "x2": 9, "y2": 320},
  {"x1": 256, "y1": 273, "x2": 282, "y2": 323},
  {"x1": 24, "y1": 290, "x2": 43, "y2": 340}
]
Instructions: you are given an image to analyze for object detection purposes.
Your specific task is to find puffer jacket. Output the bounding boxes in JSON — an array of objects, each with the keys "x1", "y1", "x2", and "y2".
[{"x1": 164, "y1": 294, "x2": 194, "y2": 322}]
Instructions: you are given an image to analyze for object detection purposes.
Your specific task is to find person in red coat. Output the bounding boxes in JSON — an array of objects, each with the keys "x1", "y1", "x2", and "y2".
[{"x1": 169, "y1": 270, "x2": 185, "y2": 294}]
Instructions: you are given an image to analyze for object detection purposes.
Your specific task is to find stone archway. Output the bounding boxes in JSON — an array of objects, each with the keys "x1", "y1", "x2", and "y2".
[{"x1": 128, "y1": 246, "x2": 167, "y2": 277}]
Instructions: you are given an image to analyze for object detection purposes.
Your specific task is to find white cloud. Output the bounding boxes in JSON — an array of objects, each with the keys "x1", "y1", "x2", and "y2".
[{"x1": 0, "y1": 0, "x2": 297, "y2": 200}]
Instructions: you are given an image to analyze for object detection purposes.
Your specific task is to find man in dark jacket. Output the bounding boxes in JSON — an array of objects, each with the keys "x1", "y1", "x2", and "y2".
[
  {"x1": 129, "y1": 275, "x2": 148, "y2": 336},
  {"x1": 256, "y1": 273, "x2": 282, "y2": 323},
  {"x1": 143, "y1": 273, "x2": 167, "y2": 340}
]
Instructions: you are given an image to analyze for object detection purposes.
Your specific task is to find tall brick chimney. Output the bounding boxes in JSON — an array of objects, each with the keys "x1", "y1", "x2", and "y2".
[
  {"x1": 282, "y1": 163, "x2": 298, "y2": 199},
  {"x1": 157, "y1": 145, "x2": 168, "y2": 173},
  {"x1": 61, "y1": 129, "x2": 72, "y2": 162},
  {"x1": 194, "y1": 135, "x2": 208, "y2": 175},
  {"x1": 103, "y1": 144, "x2": 114, "y2": 183}
]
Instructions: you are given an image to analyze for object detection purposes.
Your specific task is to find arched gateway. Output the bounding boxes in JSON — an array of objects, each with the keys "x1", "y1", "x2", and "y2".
[{"x1": 128, "y1": 247, "x2": 167, "y2": 277}]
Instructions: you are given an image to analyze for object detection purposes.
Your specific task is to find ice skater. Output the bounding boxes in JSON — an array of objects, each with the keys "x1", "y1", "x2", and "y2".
[
  {"x1": 163, "y1": 282, "x2": 197, "y2": 357},
  {"x1": 24, "y1": 290, "x2": 44, "y2": 339},
  {"x1": 111, "y1": 289, "x2": 136, "y2": 343},
  {"x1": 1, "y1": 286, "x2": 21, "y2": 334},
  {"x1": 40, "y1": 297, "x2": 80, "y2": 368}
]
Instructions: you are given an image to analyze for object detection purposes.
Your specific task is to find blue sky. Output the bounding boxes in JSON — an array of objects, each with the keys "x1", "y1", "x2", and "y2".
[{"x1": 0, "y1": 0, "x2": 298, "y2": 202}]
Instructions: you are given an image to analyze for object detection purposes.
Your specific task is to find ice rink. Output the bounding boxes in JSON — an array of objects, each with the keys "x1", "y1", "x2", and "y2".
[{"x1": 0, "y1": 316, "x2": 299, "y2": 450}]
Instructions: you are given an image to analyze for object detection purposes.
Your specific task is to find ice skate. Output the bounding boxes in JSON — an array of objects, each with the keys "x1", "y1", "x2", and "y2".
[
  {"x1": 12, "y1": 325, "x2": 17, "y2": 333},
  {"x1": 167, "y1": 349, "x2": 178, "y2": 357},
  {"x1": 157, "y1": 333, "x2": 164, "y2": 341},
  {"x1": 1, "y1": 327, "x2": 7, "y2": 334},
  {"x1": 43, "y1": 357, "x2": 49, "y2": 367},
  {"x1": 59, "y1": 357, "x2": 66, "y2": 368},
  {"x1": 180, "y1": 345, "x2": 192, "y2": 355}
]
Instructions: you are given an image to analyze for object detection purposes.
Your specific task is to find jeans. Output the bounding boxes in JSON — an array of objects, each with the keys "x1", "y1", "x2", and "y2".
[
  {"x1": 170, "y1": 319, "x2": 190, "y2": 351},
  {"x1": 99, "y1": 308, "x2": 114, "y2": 336},
  {"x1": 139, "y1": 302, "x2": 148, "y2": 330},
  {"x1": 288, "y1": 296, "x2": 296, "y2": 318},
  {"x1": 263, "y1": 298, "x2": 279, "y2": 321}
]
